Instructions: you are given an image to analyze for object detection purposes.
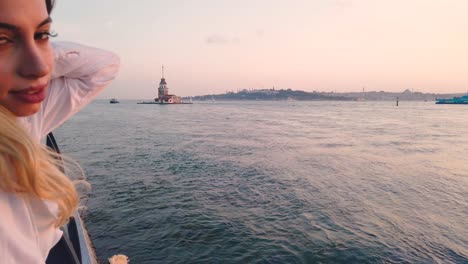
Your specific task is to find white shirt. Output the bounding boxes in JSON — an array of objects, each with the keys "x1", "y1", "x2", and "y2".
[{"x1": 0, "y1": 41, "x2": 120, "y2": 264}]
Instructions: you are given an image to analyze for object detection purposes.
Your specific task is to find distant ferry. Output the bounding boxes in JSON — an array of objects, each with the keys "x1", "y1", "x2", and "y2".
[
  {"x1": 435, "y1": 94, "x2": 468, "y2": 104},
  {"x1": 110, "y1": 98, "x2": 120, "y2": 104}
]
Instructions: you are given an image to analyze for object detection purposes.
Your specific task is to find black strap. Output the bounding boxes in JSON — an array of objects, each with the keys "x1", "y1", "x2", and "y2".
[
  {"x1": 67, "y1": 217, "x2": 83, "y2": 262},
  {"x1": 46, "y1": 132, "x2": 61, "y2": 154},
  {"x1": 45, "y1": 132, "x2": 82, "y2": 264}
]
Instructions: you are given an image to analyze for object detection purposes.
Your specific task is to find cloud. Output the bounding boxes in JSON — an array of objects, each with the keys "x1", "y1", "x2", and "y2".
[
  {"x1": 206, "y1": 34, "x2": 229, "y2": 45},
  {"x1": 205, "y1": 34, "x2": 240, "y2": 45},
  {"x1": 256, "y1": 29, "x2": 265, "y2": 38}
]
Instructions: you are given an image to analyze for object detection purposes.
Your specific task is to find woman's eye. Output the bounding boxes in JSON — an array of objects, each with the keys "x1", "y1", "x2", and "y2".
[
  {"x1": 34, "y1": 31, "x2": 57, "y2": 41},
  {"x1": 0, "y1": 36, "x2": 12, "y2": 45}
]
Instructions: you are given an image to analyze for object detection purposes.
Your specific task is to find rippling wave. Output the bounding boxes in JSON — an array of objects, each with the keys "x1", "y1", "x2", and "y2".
[{"x1": 56, "y1": 101, "x2": 468, "y2": 263}]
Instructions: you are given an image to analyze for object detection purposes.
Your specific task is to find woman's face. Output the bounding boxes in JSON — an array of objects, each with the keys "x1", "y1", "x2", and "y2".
[{"x1": 0, "y1": 0, "x2": 54, "y2": 117}]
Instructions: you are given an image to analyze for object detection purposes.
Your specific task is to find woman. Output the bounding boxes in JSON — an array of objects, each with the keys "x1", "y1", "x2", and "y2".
[
  {"x1": 0, "y1": 0, "x2": 120, "y2": 262},
  {"x1": 0, "y1": 106, "x2": 79, "y2": 263}
]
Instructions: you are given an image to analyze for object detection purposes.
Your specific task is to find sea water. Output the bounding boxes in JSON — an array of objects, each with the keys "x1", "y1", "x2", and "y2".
[{"x1": 56, "y1": 100, "x2": 467, "y2": 263}]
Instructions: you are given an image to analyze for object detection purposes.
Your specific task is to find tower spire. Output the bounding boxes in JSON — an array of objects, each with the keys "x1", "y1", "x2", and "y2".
[{"x1": 162, "y1": 65, "x2": 165, "y2": 79}]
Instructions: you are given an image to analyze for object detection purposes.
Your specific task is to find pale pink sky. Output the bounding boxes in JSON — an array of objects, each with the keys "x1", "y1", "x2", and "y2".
[{"x1": 53, "y1": 0, "x2": 468, "y2": 98}]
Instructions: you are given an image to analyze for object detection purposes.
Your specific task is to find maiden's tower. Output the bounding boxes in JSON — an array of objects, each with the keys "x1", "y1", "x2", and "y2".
[{"x1": 155, "y1": 66, "x2": 181, "y2": 104}]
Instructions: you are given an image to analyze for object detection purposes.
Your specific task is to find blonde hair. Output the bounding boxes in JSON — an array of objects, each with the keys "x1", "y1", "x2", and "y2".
[{"x1": 0, "y1": 106, "x2": 78, "y2": 227}]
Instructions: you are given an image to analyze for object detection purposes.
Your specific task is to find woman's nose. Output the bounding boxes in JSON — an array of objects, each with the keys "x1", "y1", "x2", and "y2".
[{"x1": 17, "y1": 43, "x2": 51, "y2": 79}]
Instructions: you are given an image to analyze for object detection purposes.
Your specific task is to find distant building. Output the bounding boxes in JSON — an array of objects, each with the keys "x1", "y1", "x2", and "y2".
[{"x1": 155, "y1": 66, "x2": 181, "y2": 104}]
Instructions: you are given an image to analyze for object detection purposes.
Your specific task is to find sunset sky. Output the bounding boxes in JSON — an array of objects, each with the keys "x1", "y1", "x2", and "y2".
[{"x1": 52, "y1": 0, "x2": 468, "y2": 99}]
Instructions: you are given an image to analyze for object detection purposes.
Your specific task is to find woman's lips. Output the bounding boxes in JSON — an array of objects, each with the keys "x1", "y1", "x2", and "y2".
[{"x1": 10, "y1": 85, "x2": 47, "y2": 104}]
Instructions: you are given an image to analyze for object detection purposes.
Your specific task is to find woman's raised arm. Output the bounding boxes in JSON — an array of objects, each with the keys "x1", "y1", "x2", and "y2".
[{"x1": 37, "y1": 41, "x2": 120, "y2": 139}]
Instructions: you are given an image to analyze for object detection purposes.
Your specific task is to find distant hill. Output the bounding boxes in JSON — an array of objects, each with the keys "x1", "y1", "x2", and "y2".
[
  {"x1": 342, "y1": 89, "x2": 463, "y2": 101},
  {"x1": 185, "y1": 88, "x2": 464, "y2": 101}
]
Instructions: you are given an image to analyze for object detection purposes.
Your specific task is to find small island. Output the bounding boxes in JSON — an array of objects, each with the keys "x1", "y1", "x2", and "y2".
[{"x1": 138, "y1": 66, "x2": 191, "y2": 104}]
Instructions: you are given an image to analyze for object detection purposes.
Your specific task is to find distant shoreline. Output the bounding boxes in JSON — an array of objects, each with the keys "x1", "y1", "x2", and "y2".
[{"x1": 182, "y1": 89, "x2": 463, "y2": 102}]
